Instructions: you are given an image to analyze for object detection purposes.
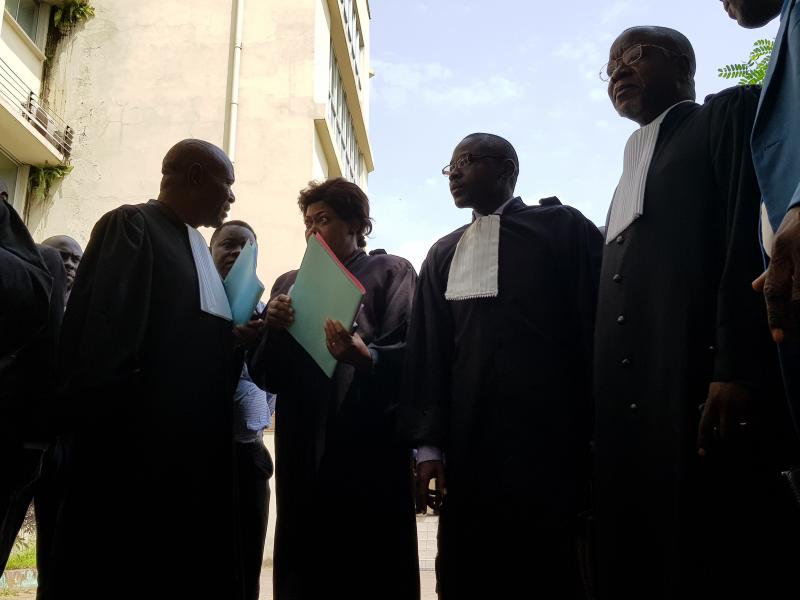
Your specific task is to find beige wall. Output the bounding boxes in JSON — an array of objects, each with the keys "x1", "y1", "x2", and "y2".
[
  {"x1": 33, "y1": 0, "x2": 370, "y2": 289},
  {"x1": 33, "y1": 0, "x2": 231, "y2": 247}
]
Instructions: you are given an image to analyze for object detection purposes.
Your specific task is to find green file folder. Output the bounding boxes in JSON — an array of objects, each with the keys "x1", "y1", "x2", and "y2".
[{"x1": 288, "y1": 233, "x2": 366, "y2": 378}]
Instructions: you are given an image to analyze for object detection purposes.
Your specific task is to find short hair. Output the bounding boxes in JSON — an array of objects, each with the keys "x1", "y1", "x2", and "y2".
[
  {"x1": 210, "y1": 220, "x2": 257, "y2": 245},
  {"x1": 297, "y1": 178, "x2": 373, "y2": 248},
  {"x1": 462, "y1": 133, "x2": 519, "y2": 183},
  {"x1": 620, "y1": 26, "x2": 697, "y2": 76}
]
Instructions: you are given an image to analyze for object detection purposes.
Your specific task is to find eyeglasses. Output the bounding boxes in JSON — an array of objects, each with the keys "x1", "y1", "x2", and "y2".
[
  {"x1": 599, "y1": 44, "x2": 684, "y2": 82},
  {"x1": 441, "y1": 153, "x2": 508, "y2": 176}
]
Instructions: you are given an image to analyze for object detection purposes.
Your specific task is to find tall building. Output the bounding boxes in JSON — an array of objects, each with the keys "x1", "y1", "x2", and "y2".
[
  {"x1": 0, "y1": 0, "x2": 72, "y2": 212},
  {"x1": 20, "y1": 0, "x2": 373, "y2": 287}
]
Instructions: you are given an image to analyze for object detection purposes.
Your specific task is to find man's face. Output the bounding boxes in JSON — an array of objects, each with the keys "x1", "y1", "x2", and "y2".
[
  {"x1": 197, "y1": 160, "x2": 236, "y2": 228},
  {"x1": 44, "y1": 236, "x2": 83, "y2": 291},
  {"x1": 607, "y1": 31, "x2": 686, "y2": 126},
  {"x1": 447, "y1": 138, "x2": 507, "y2": 211},
  {"x1": 211, "y1": 225, "x2": 256, "y2": 279},
  {"x1": 720, "y1": 0, "x2": 783, "y2": 28}
]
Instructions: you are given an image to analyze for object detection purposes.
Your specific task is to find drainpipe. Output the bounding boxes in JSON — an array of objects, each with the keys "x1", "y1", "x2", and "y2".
[{"x1": 225, "y1": 0, "x2": 245, "y2": 163}]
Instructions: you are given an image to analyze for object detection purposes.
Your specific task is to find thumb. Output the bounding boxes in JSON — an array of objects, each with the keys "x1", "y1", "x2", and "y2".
[{"x1": 752, "y1": 270, "x2": 767, "y2": 292}]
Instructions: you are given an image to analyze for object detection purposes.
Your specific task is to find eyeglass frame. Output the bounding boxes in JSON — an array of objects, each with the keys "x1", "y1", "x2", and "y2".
[
  {"x1": 441, "y1": 153, "x2": 510, "y2": 177},
  {"x1": 599, "y1": 43, "x2": 685, "y2": 82}
]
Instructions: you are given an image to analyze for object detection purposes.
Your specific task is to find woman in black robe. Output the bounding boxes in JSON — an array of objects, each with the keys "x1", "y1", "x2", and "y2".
[{"x1": 249, "y1": 177, "x2": 420, "y2": 600}]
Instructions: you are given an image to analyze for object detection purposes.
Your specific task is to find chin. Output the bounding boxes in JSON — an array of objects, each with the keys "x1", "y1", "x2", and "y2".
[{"x1": 452, "y1": 195, "x2": 471, "y2": 209}]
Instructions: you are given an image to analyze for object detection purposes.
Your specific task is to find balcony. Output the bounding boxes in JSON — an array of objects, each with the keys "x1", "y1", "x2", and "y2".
[{"x1": 0, "y1": 54, "x2": 71, "y2": 164}]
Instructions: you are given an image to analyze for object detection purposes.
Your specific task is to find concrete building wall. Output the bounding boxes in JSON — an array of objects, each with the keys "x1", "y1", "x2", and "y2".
[
  {"x1": 32, "y1": 0, "x2": 371, "y2": 289},
  {"x1": 31, "y1": 0, "x2": 231, "y2": 243}
]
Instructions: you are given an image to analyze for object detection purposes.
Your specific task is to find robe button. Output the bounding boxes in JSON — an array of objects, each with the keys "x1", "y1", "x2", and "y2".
[
  {"x1": 615, "y1": 235, "x2": 624, "y2": 245},
  {"x1": 612, "y1": 273, "x2": 623, "y2": 283},
  {"x1": 620, "y1": 358, "x2": 631, "y2": 368},
  {"x1": 708, "y1": 345, "x2": 717, "y2": 353},
  {"x1": 630, "y1": 403, "x2": 638, "y2": 410},
  {"x1": 617, "y1": 314, "x2": 626, "y2": 325}
]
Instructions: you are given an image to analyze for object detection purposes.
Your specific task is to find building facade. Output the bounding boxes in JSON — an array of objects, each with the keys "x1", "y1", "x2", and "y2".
[
  {"x1": 0, "y1": 0, "x2": 72, "y2": 214},
  {"x1": 21, "y1": 0, "x2": 373, "y2": 287}
]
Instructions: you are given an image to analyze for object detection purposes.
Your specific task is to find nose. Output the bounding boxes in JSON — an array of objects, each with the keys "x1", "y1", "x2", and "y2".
[
  {"x1": 228, "y1": 189, "x2": 235, "y2": 204},
  {"x1": 448, "y1": 168, "x2": 461, "y2": 182},
  {"x1": 609, "y1": 62, "x2": 631, "y2": 85}
]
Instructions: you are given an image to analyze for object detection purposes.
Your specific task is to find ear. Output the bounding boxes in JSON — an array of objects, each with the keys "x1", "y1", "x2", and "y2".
[
  {"x1": 676, "y1": 54, "x2": 692, "y2": 82},
  {"x1": 499, "y1": 158, "x2": 517, "y2": 181},
  {"x1": 187, "y1": 162, "x2": 204, "y2": 186}
]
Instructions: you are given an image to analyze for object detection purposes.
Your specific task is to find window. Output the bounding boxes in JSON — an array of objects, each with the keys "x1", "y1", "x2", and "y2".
[
  {"x1": 328, "y1": 45, "x2": 366, "y2": 185},
  {"x1": 339, "y1": 0, "x2": 363, "y2": 91},
  {"x1": 5, "y1": 0, "x2": 40, "y2": 42}
]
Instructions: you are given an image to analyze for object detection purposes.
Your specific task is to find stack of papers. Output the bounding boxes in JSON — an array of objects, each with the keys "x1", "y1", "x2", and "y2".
[{"x1": 288, "y1": 233, "x2": 366, "y2": 378}]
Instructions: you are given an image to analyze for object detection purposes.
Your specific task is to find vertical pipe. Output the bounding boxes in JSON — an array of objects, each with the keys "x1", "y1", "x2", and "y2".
[{"x1": 225, "y1": 0, "x2": 245, "y2": 163}]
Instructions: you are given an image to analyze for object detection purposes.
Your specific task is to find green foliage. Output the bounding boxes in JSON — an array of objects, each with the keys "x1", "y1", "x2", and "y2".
[
  {"x1": 53, "y1": 1, "x2": 95, "y2": 31},
  {"x1": 719, "y1": 38, "x2": 774, "y2": 85},
  {"x1": 5, "y1": 542, "x2": 36, "y2": 570},
  {"x1": 28, "y1": 164, "x2": 73, "y2": 205}
]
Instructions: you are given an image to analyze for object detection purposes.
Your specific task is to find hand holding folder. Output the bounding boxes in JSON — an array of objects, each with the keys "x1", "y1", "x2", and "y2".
[{"x1": 287, "y1": 233, "x2": 366, "y2": 378}]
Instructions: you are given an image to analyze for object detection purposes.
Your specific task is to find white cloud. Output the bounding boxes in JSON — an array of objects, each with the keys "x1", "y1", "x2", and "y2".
[
  {"x1": 600, "y1": 1, "x2": 632, "y2": 24},
  {"x1": 589, "y1": 88, "x2": 608, "y2": 102},
  {"x1": 371, "y1": 59, "x2": 524, "y2": 111}
]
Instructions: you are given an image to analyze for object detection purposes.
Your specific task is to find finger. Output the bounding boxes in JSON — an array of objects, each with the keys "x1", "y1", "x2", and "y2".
[
  {"x1": 752, "y1": 271, "x2": 767, "y2": 293},
  {"x1": 763, "y1": 255, "x2": 794, "y2": 340},
  {"x1": 719, "y1": 405, "x2": 732, "y2": 440},
  {"x1": 697, "y1": 404, "x2": 713, "y2": 457}
]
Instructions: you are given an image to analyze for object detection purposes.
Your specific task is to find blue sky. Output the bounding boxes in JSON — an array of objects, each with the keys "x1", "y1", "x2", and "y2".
[{"x1": 365, "y1": 0, "x2": 780, "y2": 268}]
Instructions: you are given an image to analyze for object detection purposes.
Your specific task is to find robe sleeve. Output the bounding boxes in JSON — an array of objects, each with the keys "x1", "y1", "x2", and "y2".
[
  {"x1": 399, "y1": 242, "x2": 455, "y2": 448},
  {"x1": 364, "y1": 257, "x2": 416, "y2": 386},
  {"x1": 246, "y1": 272, "x2": 296, "y2": 394},
  {"x1": 58, "y1": 205, "x2": 152, "y2": 423},
  {"x1": 0, "y1": 249, "x2": 50, "y2": 359},
  {"x1": 708, "y1": 86, "x2": 771, "y2": 383},
  {"x1": 562, "y1": 209, "x2": 604, "y2": 387}
]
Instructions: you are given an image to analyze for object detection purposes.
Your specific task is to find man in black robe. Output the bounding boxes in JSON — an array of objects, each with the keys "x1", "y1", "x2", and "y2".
[
  {"x1": 594, "y1": 27, "x2": 800, "y2": 600},
  {"x1": 51, "y1": 139, "x2": 243, "y2": 599},
  {"x1": 1, "y1": 185, "x2": 66, "y2": 576},
  {"x1": 400, "y1": 133, "x2": 602, "y2": 599}
]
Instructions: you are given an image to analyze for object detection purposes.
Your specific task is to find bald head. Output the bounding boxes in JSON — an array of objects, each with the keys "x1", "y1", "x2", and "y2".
[
  {"x1": 42, "y1": 235, "x2": 83, "y2": 292},
  {"x1": 618, "y1": 26, "x2": 696, "y2": 76},
  {"x1": 158, "y1": 139, "x2": 235, "y2": 228}
]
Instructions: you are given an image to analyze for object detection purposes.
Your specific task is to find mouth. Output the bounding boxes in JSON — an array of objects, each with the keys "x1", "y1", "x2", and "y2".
[
  {"x1": 450, "y1": 185, "x2": 464, "y2": 195},
  {"x1": 614, "y1": 83, "x2": 638, "y2": 101}
]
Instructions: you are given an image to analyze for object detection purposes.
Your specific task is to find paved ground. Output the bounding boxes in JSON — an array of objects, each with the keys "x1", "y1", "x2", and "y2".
[
  {"x1": 257, "y1": 567, "x2": 437, "y2": 599},
  {"x1": 1, "y1": 567, "x2": 438, "y2": 599}
]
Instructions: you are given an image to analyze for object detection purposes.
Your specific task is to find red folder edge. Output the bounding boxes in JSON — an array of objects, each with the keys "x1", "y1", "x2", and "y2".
[{"x1": 313, "y1": 233, "x2": 366, "y2": 294}]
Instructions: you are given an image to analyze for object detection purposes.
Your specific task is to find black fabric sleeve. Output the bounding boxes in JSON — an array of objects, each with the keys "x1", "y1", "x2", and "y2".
[
  {"x1": 58, "y1": 206, "x2": 152, "y2": 422},
  {"x1": 708, "y1": 85, "x2": 770, "y2": 383},
  {"x1": 398, "y1": 243, "x2": 454, "y2": 448}
]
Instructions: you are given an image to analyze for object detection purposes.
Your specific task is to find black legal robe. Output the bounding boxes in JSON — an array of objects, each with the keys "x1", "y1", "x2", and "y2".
[
  {"x1": 594, "y1": 87, "x2": 800, "y2": 600},
  {"x1": 249, "y1": 250, "x2": 420, "y2": 600},
  {"x1": 51, "y1": 201, "x2": 242, "y2": 599},
  {"x1": 400, "y1": 198, "x2": 602, "y2": 599}
]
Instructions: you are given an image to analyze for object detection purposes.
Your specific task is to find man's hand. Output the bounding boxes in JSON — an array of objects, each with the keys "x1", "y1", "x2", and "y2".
[
  {"x1": 697, "y1": 382, "x2": 750, "y2": 457},
  {"x1": 415, "y1": 459, "x2": 446, "y2": 514},
  {"x1": 753, "y1": 206, "x2": 800, "y2": 343},
  {"x1": 233, "y1": 318, "x2": 265, "y2": 350},
  {"x1": 265, "y1": 294, "x2": 294, "y2": 329},
  {"x1": 324, "y1": 319, "x2": 372, "y2": 371}
]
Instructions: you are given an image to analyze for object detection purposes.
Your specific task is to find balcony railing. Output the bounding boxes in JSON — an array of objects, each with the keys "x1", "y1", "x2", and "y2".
[{"x1": 0, "y1": 55, "x2": 72, "y2": 159}]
